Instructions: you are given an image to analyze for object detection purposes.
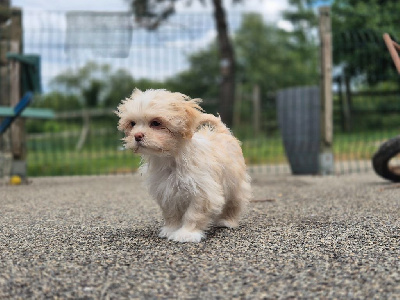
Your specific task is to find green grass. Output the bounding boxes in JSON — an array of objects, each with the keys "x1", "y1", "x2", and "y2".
[
  {"x1": 333, "y1": 129, "x2": 399, "y2": 160},
  {"x1": 241, "y1": 136, "x2": 287, "y2": 164},
  {"x1": 28, "y1": 149, "x2": 141, "y2": 176},
  {"x1": 27, "y1": 131, "x2": 141, "y2": 176},
  {"x1": 25, "y1": 128, "x2": 400, "y2": 176}
]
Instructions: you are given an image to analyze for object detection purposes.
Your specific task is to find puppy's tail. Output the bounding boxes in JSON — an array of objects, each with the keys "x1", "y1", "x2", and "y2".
[{"x1": 196, "y1": 113, "x2": 231, "y2": 134}]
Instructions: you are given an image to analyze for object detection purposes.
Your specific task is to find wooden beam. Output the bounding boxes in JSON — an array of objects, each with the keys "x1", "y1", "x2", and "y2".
[
  {"x1": 252, "y1": 84, "x2": 260, "y2": 134},
  {"x1": 8, "y1": 9, "x2": 23, "y2": 160},
  {"x1": 318, "y1": 6, "x2": 334, "y2": 175},
  {"x1": 9, "y1": 42, "x2": 24, "y2": 159}
]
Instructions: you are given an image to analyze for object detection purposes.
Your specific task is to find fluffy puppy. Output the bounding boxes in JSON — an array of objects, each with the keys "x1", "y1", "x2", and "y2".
[{"x1": 116, "y1": 89, "x2": 251, "y2": 243}]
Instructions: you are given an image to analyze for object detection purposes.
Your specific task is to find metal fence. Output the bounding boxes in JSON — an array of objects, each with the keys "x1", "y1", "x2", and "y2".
[
  {"x1": 1, "y1": 9, "x2": 400, "y2": 177},
  {"x1": 332, "y1": 10, "x2": 400, "y2": 174}
]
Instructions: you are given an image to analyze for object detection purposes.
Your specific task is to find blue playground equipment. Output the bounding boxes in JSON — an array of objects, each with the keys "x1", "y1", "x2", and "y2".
[
  {"x1": 0, "y1": 92, "x2": 33, "y2": 134},
  {"x1": 0, "y1": 53, "x2": 54, "y2": 179}
]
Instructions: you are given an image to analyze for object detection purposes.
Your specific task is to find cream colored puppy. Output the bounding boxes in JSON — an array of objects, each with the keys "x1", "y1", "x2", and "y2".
[{"x1": 116, "y1": 89, "x2": 251, "y2": 243}]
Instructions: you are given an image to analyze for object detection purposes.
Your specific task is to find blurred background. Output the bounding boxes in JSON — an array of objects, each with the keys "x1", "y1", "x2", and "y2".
[{"x1": 0, "y1": 0, "x2": 399, "y2": 177}]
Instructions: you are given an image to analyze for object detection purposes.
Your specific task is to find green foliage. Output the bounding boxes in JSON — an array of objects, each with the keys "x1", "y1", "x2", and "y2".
[
  {"x1": 163, "y1": 12, "x2": 319, "y2": 123},
  {"x1": 332, "y1": 0, "x2": 400, "y2": 35},
  {"x1": 165, "y1": 45, "x2": 219, "y2": 100},
  {"x1": 165, "y1": 12, "x2": 319, "y2": 94},
  {"x1": 51, "y1": 62, "x2": 113, "y2": 108},
  {"x1": 26, "y1": 92, "x2": 82, "y2": 133},
  {"x1": 45, "y1": 8, "x2": 320, "y2": 113},
  {"x1": 133, "y1": 78, "x2": 168, "y2": 93},
  {"x1": 333, "y1": 87, "x2": 400, "y2": 133},
  {"x1": 331, "y1": 0, "x2": 400, "y2": 85},
  {"x1": 48, "y1": 62, "x2": 169, "y2": 110},
  {"x1": 102, "y1": 69, "x2": 136, "y2": 108},
  {"x1": 32, "y1": 92, "x2": 82, "y2": 111},
  {"x1": 235, "y1": 13, "x2": 319, "y2": 91},
  {"x1": 283, "y1": 0, "x2": 319, "y2": 47}
]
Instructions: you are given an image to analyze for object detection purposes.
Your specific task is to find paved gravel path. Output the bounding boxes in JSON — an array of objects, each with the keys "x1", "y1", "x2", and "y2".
[{"x1": 1, "y1": 172, "x2": 399, "y2": 299}]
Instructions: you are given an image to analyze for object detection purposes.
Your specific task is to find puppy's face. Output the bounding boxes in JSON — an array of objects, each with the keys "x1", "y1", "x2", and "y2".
[{"x1": 116, "y1": 89, "x2": 202, "y2": 156}]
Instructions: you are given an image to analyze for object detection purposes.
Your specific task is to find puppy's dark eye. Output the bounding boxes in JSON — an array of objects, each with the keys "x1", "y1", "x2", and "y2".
[
  {"x1": 130, "y1": 121, "x2": 136, "y2": 127},
  {"x1": 150, "y1": 120, "x2": 161, "y2": 127}
]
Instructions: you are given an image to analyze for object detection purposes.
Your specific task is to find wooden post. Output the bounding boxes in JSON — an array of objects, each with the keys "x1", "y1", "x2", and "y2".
[
  {"x1": 341, "y1": 74, "x2": 351, "y2": 132},
  {"x1": 9, "y1": 9, "x2": 23, "y2": 161},
  {"x1": 343, "y1": 74, "x2": 352, "y2": 131},
  {"x1": 252, "y1": 84, "x2": 260, "y2": 135},
  {"x1": 233, "y1": 82, "x2": 242, "y2": 128},
  {"x1": 0, "y1": 1, "x2": 11, "y2": 136},
  {"x1": 76, "y1": 110, "x2": 90, "y2": 151},
  {"x1": 10, "y1": 41, "x2": 24, "y2": 159},
  {"x1": 318, "y1": 6, "x2": 334, "y2": 175},
  {"x1": 0, "y1": 8, "x2": 25, "y2": 177},
  {"x1": 0, "y1": 1, "x2": 12, "y2": 177}
]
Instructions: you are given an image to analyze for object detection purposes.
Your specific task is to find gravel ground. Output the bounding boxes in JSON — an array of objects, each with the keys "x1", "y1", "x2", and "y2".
[{"x1": 0, "y1": 172, "x2": 399, "y2": 299}]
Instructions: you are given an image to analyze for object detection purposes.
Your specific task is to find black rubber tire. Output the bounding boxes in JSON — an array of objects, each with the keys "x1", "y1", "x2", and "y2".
[{"x1": 372, "y1": 135, "x2": 400, "y2": 182}]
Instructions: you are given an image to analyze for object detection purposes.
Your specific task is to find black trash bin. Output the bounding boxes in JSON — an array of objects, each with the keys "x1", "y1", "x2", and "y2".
[{"x1": 277, "y1": 86, "x2": 320, "y2": 174}]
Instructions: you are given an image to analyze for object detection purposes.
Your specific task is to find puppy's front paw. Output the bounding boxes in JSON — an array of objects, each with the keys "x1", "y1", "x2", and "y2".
[
  {"x1": 168, "y1": 228, "x2": 204, "y2": 243},
  {"x1": 159, "y1": 226, "x2": 178, "y2": 239}
]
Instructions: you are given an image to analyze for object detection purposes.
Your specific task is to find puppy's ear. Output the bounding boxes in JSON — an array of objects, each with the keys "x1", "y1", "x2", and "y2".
[
  {"x1": 181, "y1": 98, "x2": 203, "y2": 139},
  {"x1": 130, "y1": 88, "x2": 142, "y2": 99}
]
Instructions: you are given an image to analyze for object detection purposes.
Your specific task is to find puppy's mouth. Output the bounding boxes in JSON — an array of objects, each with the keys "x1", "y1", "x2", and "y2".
[
  {"x1": 123, "y1": 137, "x2": 167, "y2": 155},
  {"x1": 122, "y1": 137, "x2": 145, "y2": 152},
  {"x1": 134, "y1": 142, "x2": 145, "y2": 152},
  {"x1": 133, "y1": 141, "x2": 162, "y2": 153}
]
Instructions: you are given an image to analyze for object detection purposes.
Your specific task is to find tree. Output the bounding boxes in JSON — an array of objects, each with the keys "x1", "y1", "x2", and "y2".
[
  {"x1": 331, "y1": 0, "x2": 400, "y2": 86},
  {"x1": 51, "y1": 62, "x2": 111, "y2": 108},
  {"x1": 104, "y1": 73, "x2": 168, "y2": 108},
  {"x1": 282, "y1": 0, "x2": 400, "y2": 86},
  {"x1": 33, "y1": 92, "x2": 82, "y2": 112},
  {"x1": 167, "y1": 13, "x2": 319, "y2": 101},
  {"x1": 51, "y1": 61, "x2": 168, "y2": 109},
  {"x1": 235, "y1": 13, "x2": 319, "y2": 92},
  {"x1": 102, "y1": 69, "x2": 136, "y2": 108},
  {"x1": 27, "y1": 92, "x2": 82, "y2": 133},
  {"x1": 127, "y1": 0, "x2": 242, "y2": 127},
  {"x1": 282, "y1": 0, "x2": 319, "y2": 70},
  {"x1": 165, "y1": 44, "x2": 219, "y2": 102}
]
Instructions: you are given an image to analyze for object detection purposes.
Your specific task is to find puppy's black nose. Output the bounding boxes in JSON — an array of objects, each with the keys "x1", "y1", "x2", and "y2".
[{"x1": 134, "y1": 132, "x2": 144, "y2": 142}]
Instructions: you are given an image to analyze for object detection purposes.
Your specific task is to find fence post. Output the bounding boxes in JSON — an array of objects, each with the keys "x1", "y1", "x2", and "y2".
[
  {"x1": 318, "y1": 6, "x2": 334, "y2": 175},
  {"x1": 252, "y1": 84, "x2": 260, "y2": 135},
  {"x1": 9, "y1": 9, "x2": 25, "y2": 178},
  {"x1": 0, "y1": 0, "x2": 10, "y2": 178},
  {"x1": 233, "y1": 82, "x2": 242, "y2": 128},
  {"x1": 0, "y1": 7, "x2": 24, "y2": 178}
]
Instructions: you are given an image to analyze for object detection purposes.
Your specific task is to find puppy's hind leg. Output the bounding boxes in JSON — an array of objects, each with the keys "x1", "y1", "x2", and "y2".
[{"x1": 217, "y1": 179, "x2": 251, "y2": 228}]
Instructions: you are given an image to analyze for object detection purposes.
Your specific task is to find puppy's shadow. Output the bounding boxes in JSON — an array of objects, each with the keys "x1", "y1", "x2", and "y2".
[
  {"x1": 123, "y1": 225, "x2": 230, "y2": 241},
  {"x1": 94, "y1": 224, "x2": 161, "y2": 246},
  {"x1": 84, "y1": 223, "x2": 237, "y2": 249},
  {"x1": 123, "y1": 226, "x2": 160, "y2": 240},
  {"x1": 206, "y1": 226, "x2": 236, "y2": 239}
]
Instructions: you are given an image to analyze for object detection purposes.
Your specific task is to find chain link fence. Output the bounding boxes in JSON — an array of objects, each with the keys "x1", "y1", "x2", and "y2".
[{"x1": 1, "y1": 9, "x2": 399, "y2": 176}]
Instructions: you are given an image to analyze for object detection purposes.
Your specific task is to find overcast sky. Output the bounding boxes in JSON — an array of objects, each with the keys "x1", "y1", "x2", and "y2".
[
  {"x1": 11, "y1": 0, "x2": 290, "y2": 19},
  {"x1": 10, "y1": 0, "x2": 295, "y2": 89}
]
